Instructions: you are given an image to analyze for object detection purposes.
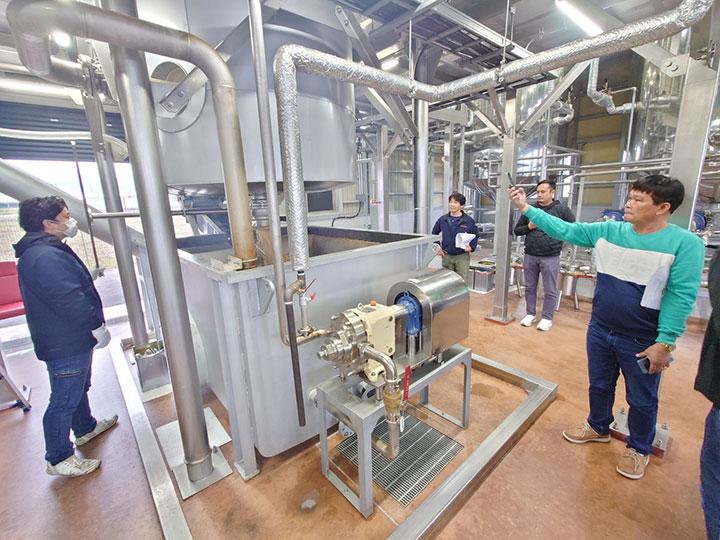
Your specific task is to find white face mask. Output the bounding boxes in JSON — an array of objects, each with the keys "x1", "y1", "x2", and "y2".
[{"x1": 61, "y1": 218, "x2": 79, "y2": 238}]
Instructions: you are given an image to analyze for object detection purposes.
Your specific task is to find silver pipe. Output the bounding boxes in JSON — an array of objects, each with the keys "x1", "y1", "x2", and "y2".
[
  {"x1": 415, "y1": 100, "x2": 430, "y2": 233},
  {"x1": 102, "y1": 0, "x2": 212, "y2": 482},
  {"x1": 0, "y1": 158, "x2": 116, "y2": 245},
  {"x1": 248, "y1": 0, "x2": 290, "y2": 346},
  {"x1": 82, "y1": 90, "x2": 148, "y2": 347},
  {"x1": 359, "y1": 343, "x2": 399, "y2": 385},
  {"x1": 6, "y1": 0, "x2": 257, "y2": 266},
  {"x1": 0, "y1": 127, "x2": 127, "y2": 154},
  {"x1": 458, "y1": 126, "x2": 466, "y2": 192},
  {"x1": 92, "y1": 209, "x2": 227, "y2": 219}
]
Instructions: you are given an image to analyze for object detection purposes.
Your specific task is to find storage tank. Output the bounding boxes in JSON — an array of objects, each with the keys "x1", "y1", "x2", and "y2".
[{"x1": 138, "y1": 0, "x2": 356, "y2": 197}]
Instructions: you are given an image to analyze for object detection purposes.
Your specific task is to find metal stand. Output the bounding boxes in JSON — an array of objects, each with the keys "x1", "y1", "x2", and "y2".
[
  {"x1": 0, "y1": 349, "x2": 31, "y2": 412},
  {"x1": 317, "y1": 345, "x2": 472, "y2": 518},
  {"x1": 610, "y1": 407, "x2": 671, "y2": 458}
]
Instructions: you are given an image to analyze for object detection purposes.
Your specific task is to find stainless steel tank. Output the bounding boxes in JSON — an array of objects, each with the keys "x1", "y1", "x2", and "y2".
[{"x1": 139, "y1": 0, "x2": 356, "y2": 196}]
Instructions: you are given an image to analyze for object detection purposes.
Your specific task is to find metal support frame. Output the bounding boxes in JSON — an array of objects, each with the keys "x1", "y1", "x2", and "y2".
[
  {"x1": 457, "y1": 125, "x2": 466, "y2": 193},
  {"x1": 519, "y1": 61, "x2": 591, "y2": 136},
  {"x1": 562, "y1": 0, "x2": 673, "y2": 72},
  {"x1": 368, "y1": 0, "x2": 445, "y2": 41},
  {"x1": 337, "y1": 6, "x2": 417, "y2": 142},
  {"x1": 487, "y1": 89, "x2": 507, "y2": 134},
  {"x1": 668, "y1": 58, "x2": 720, "y2": 229},
  {"x1": 0, "y1": 350, "x2": 31, "y2": 412},
  {"x1": 466, "y1": 101, "x2": 505, "y2": 138},
  {"x1": 212, "y1": 281, "x2": 259, "y2": 480},
  {"x1": 317, "y1": 345, "x2": 472, "y2": 518},
  {"x1": 387, "y1": 352, "x2": 557, "y2": 539},
  {"x1": 487, "y1": 93, "x2": 518, "y2": 324}
]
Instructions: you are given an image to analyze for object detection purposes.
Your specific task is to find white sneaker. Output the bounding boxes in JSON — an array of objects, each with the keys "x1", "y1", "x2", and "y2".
[
  {"x1": 537, "y1": 319, "x2": 553, "y2": 331},
  {"x1": 520, "y1": 315, "x2": 537, "y2": 327},
  {"x1": 75, "y1": 415, "x2": 118, "y2": 446},
  {"x1": 46, "y1": 454, "x2": 101, "y2": 477}
]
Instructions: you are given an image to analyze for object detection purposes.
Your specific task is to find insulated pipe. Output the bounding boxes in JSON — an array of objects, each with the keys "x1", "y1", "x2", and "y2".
[
  {"x1": 587, "y1": 58, "x2": 636, "y2": 115},
  {"x1": 272, "y1": 0, "x2": 711, "y2": 268},
  {"x1": 6, "y1": 0, "x2": 257, "y2": 265},
  {"x1": 101, "y1": 0, "x2": 213, "y2": 482},
  {"x1": 82, "y1": 90, "x2": 148, "y2": 347},
  {"x1": 247, "y1": 0, "x2": 290, "y2": 346}
]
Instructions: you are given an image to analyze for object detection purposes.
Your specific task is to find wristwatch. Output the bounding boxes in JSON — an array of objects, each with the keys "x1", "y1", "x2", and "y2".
[{"x1": 660, "y1": 343, "x2": 676, "y2": 353}]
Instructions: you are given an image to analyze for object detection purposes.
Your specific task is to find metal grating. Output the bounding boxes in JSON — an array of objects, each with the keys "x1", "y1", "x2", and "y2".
[{"x1": 336, "y1": 415, "x2": 463, "y2": 507}]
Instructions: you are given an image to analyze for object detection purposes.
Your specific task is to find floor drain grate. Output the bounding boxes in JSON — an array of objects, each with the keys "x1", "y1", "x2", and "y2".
[{"x1": 335, "y1": 415, "x2": 463, "y2": 507}]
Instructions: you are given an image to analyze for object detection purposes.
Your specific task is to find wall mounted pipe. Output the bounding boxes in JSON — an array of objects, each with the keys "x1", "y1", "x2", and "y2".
[
  {"x1": 273, "y1": 0, "x2": 711, "y2": 270},
  {"x1": 6, "y1": 0, "x2": 257, "y2": 266},
  {"x1": 283, "y1": 275, "x2": 306, "y2": 426},
  {"x1": 247, "y1": 0, "x2": 290, "y2": 346}
]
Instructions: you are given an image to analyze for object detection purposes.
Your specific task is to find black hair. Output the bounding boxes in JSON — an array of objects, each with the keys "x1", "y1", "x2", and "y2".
[
  {"x1": 537, "y1": 179, "x2": 557, "y2": 191},
  {"x1": 18, "y1": 196, "x2": 67, "y2": 232},
  {"x1": 449, "y1": 192, "x2": 466, "y2": 206},
  {"x1": 631, "y1": 175, "x2": 684, "y2": 213}
]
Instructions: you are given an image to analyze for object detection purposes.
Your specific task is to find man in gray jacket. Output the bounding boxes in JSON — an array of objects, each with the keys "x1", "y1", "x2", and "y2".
[{"x1": 513, "y1": 179, "x2": 575, "y2": 331}]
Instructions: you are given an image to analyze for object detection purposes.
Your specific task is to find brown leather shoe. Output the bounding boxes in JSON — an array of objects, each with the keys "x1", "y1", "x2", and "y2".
[
  {"x1": 562, "y1": 423, "x2": 611, "y2": 444},
  {"x1": 616, "y1": 448, "x2": 650, "y2": 479}
]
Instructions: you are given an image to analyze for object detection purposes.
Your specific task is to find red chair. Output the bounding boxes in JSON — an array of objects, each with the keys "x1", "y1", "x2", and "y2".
[
  {"x1": 0, "y1": 261, "x2": 30, "y2": 412},
  {"x1": 0, "y1": 261, "x2": 25, "y2": 320}
]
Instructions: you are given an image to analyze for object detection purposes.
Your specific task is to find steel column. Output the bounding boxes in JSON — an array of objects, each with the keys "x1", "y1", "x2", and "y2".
[
  {"x1": 104, "y1": 0, "x2": 213, "y2": 483},
  {"x1": 487, "y1": 94, "x2": 518, "y2": 323},
  {"x1": 457, "y1": 125, "x2": 466, "y2": 193},
  {"x1": 668, "y1": 58, "x2": 720, "y2": 228},
  {"x1": 415, "y1": 100, "x2": 430, "y2": 233},
  {"x1": 82, "y1": 90, "x2": 148, "y2": 347}
]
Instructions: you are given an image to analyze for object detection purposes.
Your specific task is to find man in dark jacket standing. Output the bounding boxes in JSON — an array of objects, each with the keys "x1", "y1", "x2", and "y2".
[
  {"x1": 14, "y1": 196, "x2": 117, "y2": 477},
  {"x1": 432, "y1": 192, "x2": 479, "y2": 283},
  {"x1": 697, "y1": 248, "x2": 720, "y2": 540},
  {"x1": 513, "y1": 179, "x2": 575, "y2": 331}
]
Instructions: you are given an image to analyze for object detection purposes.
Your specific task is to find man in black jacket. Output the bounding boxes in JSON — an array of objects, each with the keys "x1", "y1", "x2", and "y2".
[
  {"x1": 513, "y1": 179, "x2": 575, "y2": 331},
  {"x1": 432, "y1": 192, "x2": 479, "y2": 283},
  {"x1": 697, "y1": 249, "x2": 720, "y2": 539},
  {"x1": 14, "y1": 197, "x2": 117, "y2": 477}
]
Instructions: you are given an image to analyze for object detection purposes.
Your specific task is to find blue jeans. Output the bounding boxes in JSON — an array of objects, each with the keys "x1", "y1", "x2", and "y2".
[
  {"x1": 43, "y1": 350, "x2": 97, "y2": 465},
  {"x1": 701, "y1": 405, "x2": 720, "y2": 540},
  {"x1": 586, "y1": 322, "x2": 661, "y2": 456}
]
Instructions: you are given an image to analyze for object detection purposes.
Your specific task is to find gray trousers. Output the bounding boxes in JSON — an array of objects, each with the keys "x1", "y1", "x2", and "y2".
[
  {"x1": 442, "y1": 252, "x2": 471, "y2": 283},
  {"x1": 523, "y1": 253, "x2": 560, "y2": 320}
]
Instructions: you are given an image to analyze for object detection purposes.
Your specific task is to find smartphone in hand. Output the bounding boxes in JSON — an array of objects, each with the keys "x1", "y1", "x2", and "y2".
[
  {"x1": 506, "y1": 172, "x2": 516, "y2": 188},
  {"x1": 637, "y1": 354, "x2": 674, "y2": 374}
]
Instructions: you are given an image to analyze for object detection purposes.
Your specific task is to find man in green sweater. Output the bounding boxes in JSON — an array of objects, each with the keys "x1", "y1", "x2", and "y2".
[{"x1": 510, "y1": 175, "x2": 704, "y2": 480}]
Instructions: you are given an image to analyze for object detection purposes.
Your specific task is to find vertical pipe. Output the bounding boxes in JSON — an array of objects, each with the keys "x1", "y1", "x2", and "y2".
[
  {"x1": 443, "y1": 123, "x2": 454, "y2": 201},
  {"x1": 82, "y1": 91, "x2": 149, "y2": 347},
  {"x1": 375, "y1": 124, "x2": 388, "y2": 231},
  {"x1": 247, "y1": 0, "x2": 290, "y2": 345},
  {"x1": 457, "y1": 125, "x2": 466, "y2": 193},
  {"x1": 104, "y1": 0, "x2": 213, "y2": 482},
  {"x1": 415, "y1": 100, "x2": 430, "y2": 233}
]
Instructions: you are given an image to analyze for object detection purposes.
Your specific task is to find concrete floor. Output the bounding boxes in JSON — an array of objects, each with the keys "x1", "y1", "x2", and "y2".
[{"x1": 0, "y1": 284, "x2": 710, "y2": 539}]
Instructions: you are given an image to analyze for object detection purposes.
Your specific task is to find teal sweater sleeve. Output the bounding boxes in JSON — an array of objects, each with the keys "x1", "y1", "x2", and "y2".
[
  {"x1": 656, "y1": 232, "x2": 705, "y2": 344},
  {"x1": 524, "y1": 205, "x2": 610, "y2": 248}
]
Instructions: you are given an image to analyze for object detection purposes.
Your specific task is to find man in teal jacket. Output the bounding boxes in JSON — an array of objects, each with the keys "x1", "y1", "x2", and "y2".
[{"x1": 510, "y1": 175, "x2": 704, "y2": 480}]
